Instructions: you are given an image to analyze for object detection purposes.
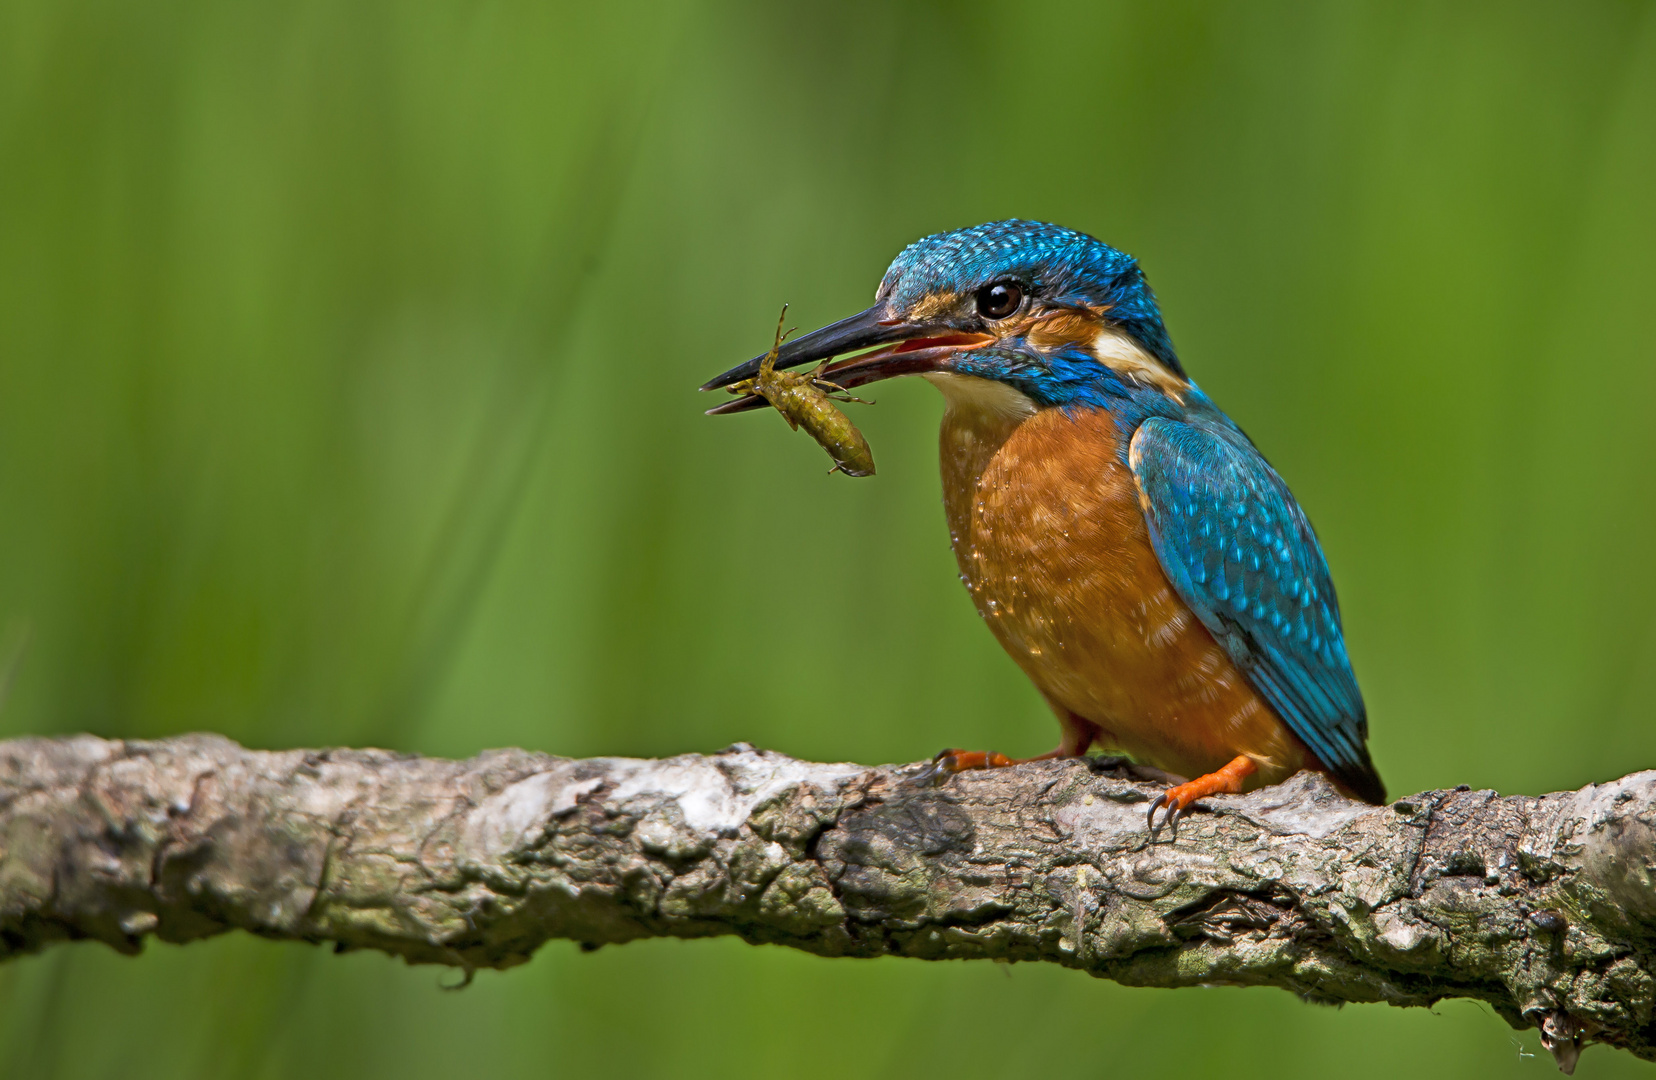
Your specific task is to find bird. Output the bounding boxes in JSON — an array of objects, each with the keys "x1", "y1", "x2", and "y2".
[{"x1": 701, "y1": 220, "x2": 1385, "y2": 830}]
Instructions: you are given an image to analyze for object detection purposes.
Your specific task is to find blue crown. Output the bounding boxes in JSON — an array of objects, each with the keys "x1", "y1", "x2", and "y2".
[{"x1": 878, "y1": 220, "x2": 1183, "y2": 377}]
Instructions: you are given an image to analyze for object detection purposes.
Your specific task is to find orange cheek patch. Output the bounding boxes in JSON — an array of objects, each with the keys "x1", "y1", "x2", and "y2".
[{"x1": 1023, "y1": 307, "x2": 1108, "y2": 350}]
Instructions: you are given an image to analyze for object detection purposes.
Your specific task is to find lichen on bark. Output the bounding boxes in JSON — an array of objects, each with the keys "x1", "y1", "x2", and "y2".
[{"x1": 1, "y1": 733, "x2": 1651, "y2": 1073}]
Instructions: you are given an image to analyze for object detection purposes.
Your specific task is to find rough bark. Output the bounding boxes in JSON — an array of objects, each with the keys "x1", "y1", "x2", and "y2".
[{"x1": 1, "y1": 734, "x2": 1652, "y2": 1071}]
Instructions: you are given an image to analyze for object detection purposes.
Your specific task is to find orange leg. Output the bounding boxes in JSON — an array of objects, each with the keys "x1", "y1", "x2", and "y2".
[
  {"x1": 1043, "y1": 699, "x2": 1105, "y2": 759},
  {"x1": 928, "y1": 749, "x2": 1016, "y2": 774},
  {"x1": 923, "y1": 744, "x2": 1083, "y2": 779},
  {"x1": 1146, "y1": 754, "x2": 1258, "y2": 838},
  {"x1": 923, "y1": 705, "x2": 1103, "y2": 780}
]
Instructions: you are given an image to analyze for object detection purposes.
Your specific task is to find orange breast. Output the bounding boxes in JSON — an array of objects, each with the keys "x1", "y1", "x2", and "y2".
[{"x1": 936, "y1": 390, "x2": 1309, "y2": 787}]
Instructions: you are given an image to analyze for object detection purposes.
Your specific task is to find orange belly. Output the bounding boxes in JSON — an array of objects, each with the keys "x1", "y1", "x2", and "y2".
[{"x1": 935, "y1": 383, "x2": 1309, "y2": 787}]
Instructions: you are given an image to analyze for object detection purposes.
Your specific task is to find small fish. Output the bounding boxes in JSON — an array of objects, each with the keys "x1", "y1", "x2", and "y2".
[{"x1": 724, "y1": 306, "x2": 876, "y2": 477}]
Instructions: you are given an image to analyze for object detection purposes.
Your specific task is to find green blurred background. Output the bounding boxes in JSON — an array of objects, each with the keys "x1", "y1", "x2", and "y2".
[{"x1": 2, "y1": 0, "x2": 1654, "y2": 1076}]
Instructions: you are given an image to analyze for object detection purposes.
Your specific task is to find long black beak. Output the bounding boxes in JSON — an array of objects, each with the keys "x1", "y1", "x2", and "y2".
[
  {"x1": 700, "y1": 305, "x2": 995, "y2": 419},
  {"x1": 699, "y1": 304, "x2": 916, "y2": 391}
]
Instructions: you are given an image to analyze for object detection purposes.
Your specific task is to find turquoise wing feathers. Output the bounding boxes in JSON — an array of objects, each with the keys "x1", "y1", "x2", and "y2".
[{"x1": 1127, "y1": 415, "x2": 1385, "y2": 804}]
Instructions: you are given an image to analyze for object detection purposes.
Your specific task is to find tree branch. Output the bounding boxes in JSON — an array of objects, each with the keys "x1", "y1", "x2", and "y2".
[{"x1": 1, "y1": 734, "x2": 1650, "y2": 1072}]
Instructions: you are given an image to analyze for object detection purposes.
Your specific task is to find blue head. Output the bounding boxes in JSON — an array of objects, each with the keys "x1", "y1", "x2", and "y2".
[{"x1": 702, "y1": 220, "x2": 1189, "y2": 411}]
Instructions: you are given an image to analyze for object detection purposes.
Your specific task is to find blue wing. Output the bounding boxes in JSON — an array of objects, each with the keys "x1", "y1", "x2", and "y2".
[{"x1": 1128, "y1": 415, "x2": 1384, "y2": 803}]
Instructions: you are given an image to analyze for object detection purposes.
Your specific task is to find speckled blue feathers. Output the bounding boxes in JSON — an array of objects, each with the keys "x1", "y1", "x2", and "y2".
[
  {"x1": 1129, "y1": 417, "x2": 1385, "y2": 803},
  {"x1": 879, "y1": 219, "x2": 1184, "y2": 377}
]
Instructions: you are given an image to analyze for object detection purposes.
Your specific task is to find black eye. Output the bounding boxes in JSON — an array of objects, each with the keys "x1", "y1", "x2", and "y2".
[{"x1": 976, "y1": 281, "x2": 1022, "y2": 319}]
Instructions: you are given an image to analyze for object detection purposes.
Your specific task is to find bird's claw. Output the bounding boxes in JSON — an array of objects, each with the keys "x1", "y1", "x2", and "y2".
[
  {"x1": 1146, "y1": 791, "x2": 1186, "y2": 841},
  {"x1": 917, "y1": 748, "x2": 1013, "y2": 785},
  {"x1": 1144, "y1": 755, "x2": 1256, "y2": 840},
  {"x1": 916, "y1": 749, "x2": 961, "y2": 785}
]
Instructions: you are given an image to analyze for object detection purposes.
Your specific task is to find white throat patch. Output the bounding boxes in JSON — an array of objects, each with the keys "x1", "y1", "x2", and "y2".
[{"x1": 922, "y1": 372, "x2": 1039, "y2": 423}]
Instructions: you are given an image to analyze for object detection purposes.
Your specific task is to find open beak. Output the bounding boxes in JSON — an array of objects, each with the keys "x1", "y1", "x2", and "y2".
[{"x1": 699, "y1": 304, "x2": 993, "y2": 414}]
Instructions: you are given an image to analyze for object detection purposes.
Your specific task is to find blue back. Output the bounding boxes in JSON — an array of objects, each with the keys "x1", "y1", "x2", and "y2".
[{"x1": 1129, "y1": 413, "x2": 1384, "y2": 803}]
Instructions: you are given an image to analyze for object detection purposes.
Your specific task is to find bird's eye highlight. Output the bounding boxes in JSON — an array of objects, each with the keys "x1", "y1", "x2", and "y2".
[{"x1": 976, "y1": 282, "x2": 1023, "y2": 320}]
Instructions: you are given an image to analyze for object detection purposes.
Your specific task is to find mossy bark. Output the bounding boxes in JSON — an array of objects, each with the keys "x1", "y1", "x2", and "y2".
[{"x1": 1, "y1": 734, "x2": 1650, "y2": 1072}]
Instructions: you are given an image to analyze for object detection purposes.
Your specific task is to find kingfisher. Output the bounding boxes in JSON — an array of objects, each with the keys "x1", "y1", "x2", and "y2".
[{"x1": 701, "y1": 220, "x2": 1385, "y2": 829}]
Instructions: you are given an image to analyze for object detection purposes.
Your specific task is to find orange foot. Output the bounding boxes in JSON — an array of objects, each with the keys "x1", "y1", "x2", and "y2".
[
  {"x1": 920, "y1": 748, "x2": 1016, "y2": 781},
  {"x1": 1146, "y1": 754, "x2": 1258, "y2": 839},
  {"x1": 927, "y1": 752, "x2": 1013, "y2": 775}
]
